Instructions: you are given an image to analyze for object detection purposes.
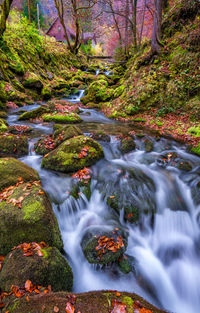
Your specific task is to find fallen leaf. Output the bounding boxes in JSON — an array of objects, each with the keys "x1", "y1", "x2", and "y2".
[
  {"x1": 65, "y1": 302, "x2": 74, "y2": 313},
  {"x1": 54, "y1": 306, "x2": 59, "y2": 312}
]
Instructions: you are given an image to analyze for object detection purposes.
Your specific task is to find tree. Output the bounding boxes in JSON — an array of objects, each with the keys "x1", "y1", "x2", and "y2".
[
  {"x1": 0, "y1": 0, "x2": 13, "y2": 39},
  {"x1": 23, "y1": 0, "x2": 43, "y2": 26},
  {"x1": 54, "y1": 0, "x2": 97, "y2": 54},
  {"x1": 151, "y1": 0, "x2": 163, "y2": 54}
]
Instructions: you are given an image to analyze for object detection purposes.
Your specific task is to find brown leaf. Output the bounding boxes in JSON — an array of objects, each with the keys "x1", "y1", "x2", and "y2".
[{"x1": 54, "y1": 306, "x2": 60, "y2": 312}]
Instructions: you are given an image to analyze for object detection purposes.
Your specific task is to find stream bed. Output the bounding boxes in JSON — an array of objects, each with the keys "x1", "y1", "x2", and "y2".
[{"x1": 6, "y1": 95, "x2": 200, "y2": 313}]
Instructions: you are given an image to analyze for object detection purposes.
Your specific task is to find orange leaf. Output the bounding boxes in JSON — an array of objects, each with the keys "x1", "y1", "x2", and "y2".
[
  {"x1": 65, "y1": 302, "x2": 74, "y2": 313},
  {"x1": 37, "y1": 250, "x2": 44, "y2": 257},
  {"x1": 26, "y1": 296, "x2": 29, "y2": 302},
  {"x1": 116, "y1": 292, "x2": 120, "y2": 297},
  {"x1": 25, "y1": 280, "x2": 33, "y2": 291},
  {"x1": 54, "y1": 306, "x2": 60, "y2": 312}
]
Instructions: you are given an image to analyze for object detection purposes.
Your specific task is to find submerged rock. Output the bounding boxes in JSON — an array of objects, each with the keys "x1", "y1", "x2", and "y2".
[
  {"x1": 0, "y1": 180, "x2": 63, "y2": 255},
  {"x1": 144, "y1": 138, "x2": 154, "y2": 152},
  {"x1": 0, "y1": 157, "x2": 39, "y2": 192},
  {"x1": 0, "y1": 134, "x2": 28, "y2": 156},
  {"x1": 41, "y1": 135, "x2": 104, "y2": 173},
  {"x1": 0, "y1": 246, "x2": 73, "y2": 292}
]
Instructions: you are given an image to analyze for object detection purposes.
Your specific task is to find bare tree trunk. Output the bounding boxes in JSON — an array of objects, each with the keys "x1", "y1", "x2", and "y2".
[
  {"x1": 0, "y1": 0, "x2": 13, "y2": 39},
  {"x1": 151, "y1": 0, "x2": 163, "y2": 55},
  {"x1": 54, "y1": 0, "x2": 73, "y2": 52},
  {"x1": 130, "y1": 0, "x2": 137, "y2": 49},
  {"x1": 124, "y1": 0, "x2": 129, "y2": 55},
  {"x1": 27, "y1": 0, "x2": 31, "y2": 22},
  {"x1": 139, "y1": 0, "x2": 147, "y2": 47}
]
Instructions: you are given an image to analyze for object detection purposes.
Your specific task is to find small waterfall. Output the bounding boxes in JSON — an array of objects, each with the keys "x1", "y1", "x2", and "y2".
[{"x1": 7, "y1": 92, "x2": 200, "y2": 313}]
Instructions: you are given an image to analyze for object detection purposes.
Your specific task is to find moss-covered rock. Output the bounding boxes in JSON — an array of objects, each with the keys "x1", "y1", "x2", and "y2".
[
  {"x1": 41, "y1": 135, "x2": 104, "y2": 173},
  {"x1": 0, "y1": 181, "x2": 63, "y2": 255},
  {"x1": 2, "y1": 291, "x2": 165, "y2": 313},
  {"x1": 41, "y1": 86, "x2": 52, "y2": 100},
  {"x1": 81, "y1": 228, "x2": 127, "y2": 266},
  {"x1": 0, "y1": 247, "x2": 73, "y2": 292},
  {"x1": 23, "y1": 72, "x2": 43, "y2": 92},
  {"x1": 144, "y1": 139, "x2": 154, "y2": 153},
  {"x1": 119, "y1": 136, "x2": 136, "y2": 153},
  {"x1": 18, "y1": 106, "x2": 50, "y2": 121},
  {"x1": 0, "y1": 134, "x2": 28, "y2": 156},
  {"x1": 0, "y1": 158, "x2": 39, "y2": 192},
  {"x1": 0, "y1": 111, "x2": 7, "y2": 118},
  {"x1": 0, "y1": 118, "x2": 8, "y2": 133},
  {"x1": 81, "y1": 80, "x2": 114, "y2": 105},
  {"x1": 42, "y1": 112, "x2": 82, "y2": 124}
]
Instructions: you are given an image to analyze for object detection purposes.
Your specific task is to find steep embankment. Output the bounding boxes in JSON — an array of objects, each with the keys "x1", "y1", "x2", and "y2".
[
  {"x1": 0, "y1": 11, "x2": 86, "y2": 111},
  {"x1": 102, "y1": 0, "x2": 200, "y2": 153}
]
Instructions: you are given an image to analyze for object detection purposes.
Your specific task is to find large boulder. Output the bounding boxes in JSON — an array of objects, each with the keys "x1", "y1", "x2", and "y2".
[
  {"x1": 0, "y1": 134, "x2": 28, "y2": 156},
  {"x1": 81, "y1": 79, "x2": 114, "y2": 105},
  {"x1": 0, "y1": 158, "x2": 39, "y2": 192},
  {"x1": 0, "y1": 246, "x2": 73, "y2": 292},
  {"x1": 0, "y1": 180, "x2": 63, "y2": 255},
  {"x1": 41, "y1": 135, "x2": 104, "y2": 173},
  {"x1": 18, "y1": 106, "x2": 49, "y2": 121}
]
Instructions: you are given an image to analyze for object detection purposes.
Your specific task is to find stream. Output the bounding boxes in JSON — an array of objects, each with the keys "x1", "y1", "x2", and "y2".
[{"x1": 6, "y1": 91, "x2": 200, "y2": 313}]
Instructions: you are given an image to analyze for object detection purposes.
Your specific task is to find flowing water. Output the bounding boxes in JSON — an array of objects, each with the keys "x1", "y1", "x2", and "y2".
[{"x1": 6, "y1": 93, "x2": 200, "y2": 313}]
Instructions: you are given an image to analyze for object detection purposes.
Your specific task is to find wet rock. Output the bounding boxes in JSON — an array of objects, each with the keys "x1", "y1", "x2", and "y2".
[
  {"x1": 157, "y1": 152, "x2": 193, "y2": 171},
  {"x1": 18, "y1": 106, "x2": 49, "y2": 121},
  {"x1": 81, "y1": 228, "x2": 127, "y2": 266},
  {"x1": 0, "y1": 180, "x2": 63, "y2": 255},
  {"x1": 144, "y1": 139, "x2": 154, "y2": 152},
  {"x1": 0, "y1": 157, "x2": 39, "y2": 192},
  {"x1": 118, "y1": 254, "x2": 136, "y2": 274},
  {"x1": 0, "y1": 247, "x2": 73, "y2": 292},
  {"x1": 177, "y1": 161, "x2": 192, "y2": 171},
  {"x1": 119, "y1": 135, "x2": 136, "y2": 153},
  {"x1": 81, "y1": 79, "x2": 114, "y2": 105},
  {"x1": 8, "y1": 125, "x2": 33, "y2": 135},
  {"x1": 42, "y1": 112, "x2": 82, "y2": 124},
  {"x1": 35, "y1": 125, "x2": 82, "y2": 155},
  {"x1": 90, "y1": 131, "x2": 110, "y2": 142},
  {"x1": 97, "y1": 164, "x2": 156, "y2": 223},
  {"x1": 3, "y1": 290, "x2": 164, "y2": 313},
  {"x1": 0, "y1": 134, "x2": 28, "y2": 156},
  {"x1": 41, "y1": 135, "x2": 104, "y2": 173}
]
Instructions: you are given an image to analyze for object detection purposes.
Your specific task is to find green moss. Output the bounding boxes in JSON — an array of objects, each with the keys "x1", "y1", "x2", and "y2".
[
  {"x1": 0, "y1": 118, "x2": 8, "y2": 133},
  {"x1": 0, "y1": 134, "x2": 28, "y2": 155},
  {"x1": 0, "y1": 182, "x2": 63, "y2": 255},
  {"x1": 190, "y1": 142, "x2": 200, "y2": 156},
  {"x1": 23, "y1": 72, "x2": 43, "y2": 92},
  {"x1": 18, "y1": 106, "x2": 50, "y2": 120},
  {"x1": 187, "y1": 126, "x2": 200, "y2": 137},
  {"x1": 0, "y1": 157, "x2": 39, "y2": 192},
  {"x1": 41, "y1": 86, "x2": 52, "y2": 100},
  {"x1": 42, "y1": 113, "x2": 82, "y2": 124},
  {"x1": 41, "y1": 135, "x2": 104, "y2": 173},
  {"x1": 0, "y1": 247, "x2": 73, "y2": 292}
]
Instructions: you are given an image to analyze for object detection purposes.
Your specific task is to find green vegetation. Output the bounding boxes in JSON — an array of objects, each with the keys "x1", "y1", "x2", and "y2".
[{"x1": 42, "y1": 113, "x2": 82, "y2": 124}]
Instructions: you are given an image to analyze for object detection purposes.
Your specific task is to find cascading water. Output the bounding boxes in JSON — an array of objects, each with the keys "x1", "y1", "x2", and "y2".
[{"x1": 7, "y1": 97, "x2": 200, "y2": 313}]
